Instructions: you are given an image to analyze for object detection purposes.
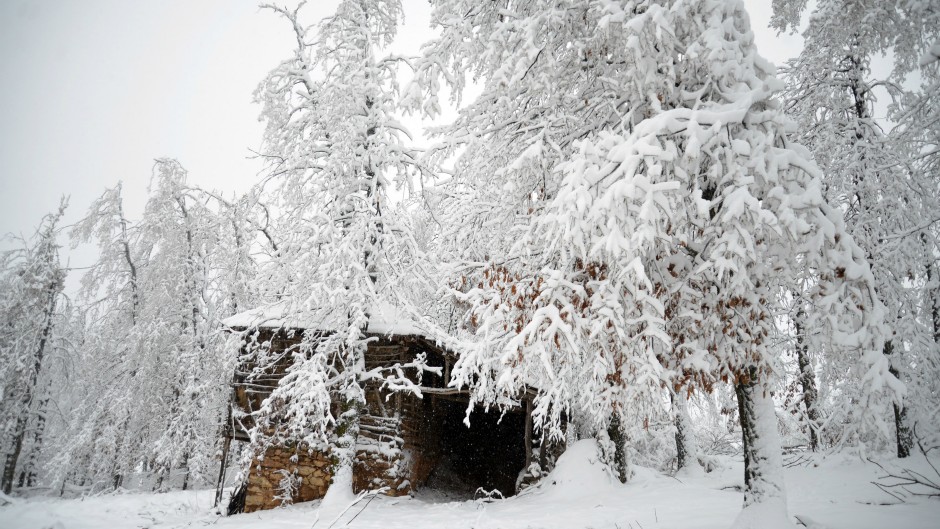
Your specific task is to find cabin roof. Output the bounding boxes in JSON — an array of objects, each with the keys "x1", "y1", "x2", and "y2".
[{"x1": 220, "y1": 299, "x2": 427, "y2": 338}]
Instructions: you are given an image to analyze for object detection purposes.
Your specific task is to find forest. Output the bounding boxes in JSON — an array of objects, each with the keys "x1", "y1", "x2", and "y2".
[{"x1": 1, "y1": 1, "x2": 938, "y2": 528}]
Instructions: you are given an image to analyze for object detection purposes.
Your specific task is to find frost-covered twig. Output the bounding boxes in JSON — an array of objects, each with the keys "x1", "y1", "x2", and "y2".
[
  {"x1": 273, "y1": 469, "x2": 301, "y2": 506},
  {"x1": 473, "y1": 487, "x2": 505, "y2": 503},
  {"x1": 343, "y1": 488, "x2": 384, "y2": 527},
  {"x1": 794, "y1": 514, "x2": 829, "y2": 528},
  {"x1": 784, "y1": 453, "x2": 814, "y2": 468},
  {"x1": 315, "y1": 486, "x2": 389, "y2": 529}
]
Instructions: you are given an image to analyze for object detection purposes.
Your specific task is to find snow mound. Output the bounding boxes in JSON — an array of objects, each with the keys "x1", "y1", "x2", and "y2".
[
  {"x1": 730, "y1": 497, "x2": 797, "y2": 529},
  {"x1": 539, "y1": 440, "x2": 616, "y2": 496}
]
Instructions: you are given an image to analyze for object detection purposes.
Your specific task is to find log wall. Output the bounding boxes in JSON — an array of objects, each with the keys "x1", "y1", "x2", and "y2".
[{"x1": 229, "y1": 331, "x2": 534, "y2": 512}]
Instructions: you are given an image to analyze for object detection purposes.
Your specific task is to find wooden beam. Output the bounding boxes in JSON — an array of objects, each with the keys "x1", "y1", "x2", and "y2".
[
  {"x1": 416, "y1": 387, "x2": 470, "y2": 395},
  {"x1": 214, "y1": 434, "x2": 232, "y2": 507},
  {"x1": 524, "y1": 397, "x2": 533, "y2": 472}
]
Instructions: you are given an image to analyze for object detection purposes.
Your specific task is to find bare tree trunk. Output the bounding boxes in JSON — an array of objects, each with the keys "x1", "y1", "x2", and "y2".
[
  {"x1": 524, "y1": 397, "x2": 533, "y2": 471},
  {"x1": 109, "y1": 414, "x2": 132, "y2": 491},
  {"x1": 2, "y1": 414, "x2": 29, "y2": 495},
  {"x1": 927, "y1": 260, "x2": 940, "y2": 345},
  {"x1": 794, "y1": 309, "x2": 820, "y2": 451},
  {"x1": 843, "y1": 48, "x2": 914, "y2": 459},
  {"x1": 884, "y1": 341, "x2": 913, "y2": 458},
  {"x1": 181, "y1": 451, "x2": 191, "y2": 491},
  {"x1": 607, "y1": 413, "x2": 628, "y2": 483},
  {"x1": 891, "y1": 397, "x2": 912, "y2": 459},
  {"x1": 116, "y1": 194, "x2": 139, "y2": 326},
  {"x1": 18, "y1": 396, "x2": 48, "y2": 488}
]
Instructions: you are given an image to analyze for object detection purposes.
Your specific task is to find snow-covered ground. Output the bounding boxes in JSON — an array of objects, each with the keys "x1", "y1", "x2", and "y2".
[{"x1": 2, "y1": 442, "x2": 938, "y2": 529}]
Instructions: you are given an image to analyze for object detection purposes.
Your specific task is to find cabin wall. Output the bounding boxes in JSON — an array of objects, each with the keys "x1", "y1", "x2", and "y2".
[
  {"x1": 244, "y1": 445, "x2": 332, "y2": 513},
  {"x1": 354, "y1": 340, "x2": 413, "y2": 495},
  {"x1": 229, "y1": 331, "x2": 538, "y2": 511},
  {"x1": 230, "y1": 329, "x2": 305, "y2": 441}
]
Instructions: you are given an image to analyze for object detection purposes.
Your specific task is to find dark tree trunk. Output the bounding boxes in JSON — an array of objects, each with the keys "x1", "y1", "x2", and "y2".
[
  {"x1": 524, "y1": 397, "x2": 533, "y2": 471},
  {"x1": 110, "y1": 415, "x2": 131, "y2": 491},
  {"x1": 736, "y1": 377, "x2": 758, "y2": 504},
  {"x1": 180, "y1": 447, "x2": 191, "y2": 491},
  {"x1": 516, "y1": 397, "x2": 543, "y2": 491},
  {"x1": 1, "y1": 280, "x2": 58, "y2": 495},
  {"x1": 927, "y1": 260, "x2": 940, "y2": 345},
  {"x1": 892, "y1": 399, "x2": 912, "y2": 458},
  {"x1": 19, "y1": 396, "x2": 48, "y2": 487},
  {"x1": 674, "y1": 415, "x2": 687, "y2": 471},
  {"x1": 884, "y1": 341, "x2": 913, "y2": 458},
  {"x1": 607, "y1": 413, "x2": 627, "y2": 483},
  {"x1": 154, "y1": 469, "x2": 165, "y2": 493},
  {"x1": 794, "y1": 309, "x2": 820, "y2": 451},
  {"x1": 115, "y1": 196, "x2": 139, "y2": 326},
  {"x1": 2, "y1": 414, "x2": 29, "y2": 495},
  {"x1": 214, "y1": 405, "x2": 233, "y2": 507}
]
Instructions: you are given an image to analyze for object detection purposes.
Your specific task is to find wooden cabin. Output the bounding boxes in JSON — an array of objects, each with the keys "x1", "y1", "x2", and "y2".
[{"x1": 218, "y1": 303, "x2": 558, "y2": 513}]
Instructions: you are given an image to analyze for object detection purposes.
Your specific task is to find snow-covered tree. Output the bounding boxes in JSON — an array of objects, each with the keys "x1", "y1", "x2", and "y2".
[
  {"x1": 142, "y1": 160, "x2": 228, "y2": 491},
  {"x1": 246, "y1": 0, "x2": 431, "y2": 497},
  {"x1": 0, "y1": 201, "x2": 67, "y2": 494},
  {"x1": 207, "y1": 188, "x2": 276, "y2": 317},
  {"x1": 49, "y1": 183, "x2": 144, "y2": 490},
  {"x1": 775, "y1": 0, "x2": 940, "y2": 457},
  {"x1": 889, "y1": 13, "x2": 940, "y2": 452},
  {"x1": 52, "y1": 162, "x2": 234, "y2": 492},
  {"x1": 413, "y1": 1, "x2": 890, "y2": 525}
]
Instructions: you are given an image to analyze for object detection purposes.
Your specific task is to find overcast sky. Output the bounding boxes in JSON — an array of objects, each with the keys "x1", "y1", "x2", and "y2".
[{"x1": 0, "y1": 0, "x2": 800, "y2": 261}]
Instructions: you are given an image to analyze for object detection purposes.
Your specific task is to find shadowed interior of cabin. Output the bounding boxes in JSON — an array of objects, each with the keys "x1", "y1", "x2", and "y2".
[{"x1": 421, "y1": 397, "x2": 527, "y2": 499}]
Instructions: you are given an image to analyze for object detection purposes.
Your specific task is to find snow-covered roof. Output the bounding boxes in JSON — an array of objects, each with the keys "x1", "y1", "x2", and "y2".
[{"x1": 220, "y1": 299, "x2": 426, "y2": 338}]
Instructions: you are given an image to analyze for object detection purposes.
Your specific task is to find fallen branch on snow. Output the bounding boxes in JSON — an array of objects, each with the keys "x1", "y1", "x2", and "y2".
[
  {"x1": 868, "y1": 455, "x2": 940, "y2": 502},
  {"x1": 0, "y1": 490, "x2": 20, "y2": 507}
]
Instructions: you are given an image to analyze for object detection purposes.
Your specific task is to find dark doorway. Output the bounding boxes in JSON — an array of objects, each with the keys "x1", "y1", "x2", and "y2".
[{"x1": 422, "y1": 397, "x2": 527, "y2": 499}]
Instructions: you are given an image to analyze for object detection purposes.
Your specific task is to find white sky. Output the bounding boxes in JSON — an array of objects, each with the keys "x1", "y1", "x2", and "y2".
[{"x1": 0, "y1": 0, "x2": 800, "y2": 263}]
